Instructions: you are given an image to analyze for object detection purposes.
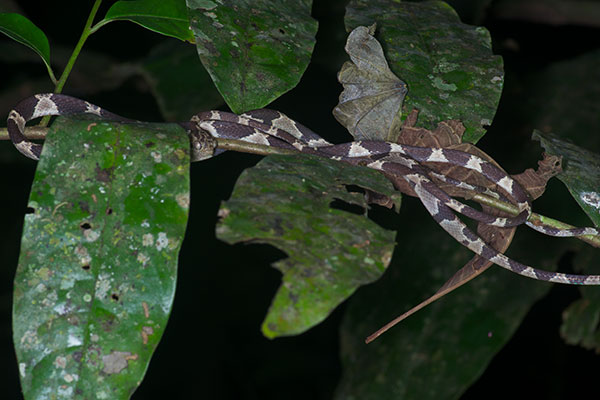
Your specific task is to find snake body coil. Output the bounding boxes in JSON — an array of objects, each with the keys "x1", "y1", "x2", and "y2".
[{"x1": 8, "y1": 93, "x2": 600, "y2": 284}]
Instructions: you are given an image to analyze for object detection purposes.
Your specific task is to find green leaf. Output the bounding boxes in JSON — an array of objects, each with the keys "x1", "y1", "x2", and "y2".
[
  {"x1": 345, "y1": 0, "x2": 504, "y2": 143},
  {"x1": 333, "y1": 25, "x2": 408, "y2": 142},
  {"x1": 13, "y1": 118, "x2": 190, "y2": 399},
  {"x1": 101, "y1": 0, "x2": 194, "y2": 42},
  {"x1": 533, "y1": 131, "x2": 600, "y2": 228},
  {"x1": 216, "y1": 154, "x2": 399, "y2": 338},
  {"x1": 186, "y1": 0, "x2": 318, "y2": 113},
  {"x1": 0, "y1": 13, "x2": 54, "y2": 81},
  {"x1": 138, "y1": 40, "x2": 223, "y2": 121},
  {"x1": 335, "y1": 205, "x2": 563, "y2": 400}
]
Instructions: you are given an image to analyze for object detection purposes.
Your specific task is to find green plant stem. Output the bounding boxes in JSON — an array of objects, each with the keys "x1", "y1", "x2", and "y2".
[
  {"x1": 0, "y1": 127, "x2": 47, "y2": 141},
  {"x1": 45, "y1": 64, "x2": 58, "y2": 85},
  {"x1": 54, "y1": 0, "x2": 103, "y2": 95},
  {"x1": 38, "y1": 0, "x2": 103, "y2": 127},
  {"x1": 216, "y1": 138, "x2": 298, "y2": 156},
  {"x1": 3, "y1": 125, "x2": 599, "y2": 247}
]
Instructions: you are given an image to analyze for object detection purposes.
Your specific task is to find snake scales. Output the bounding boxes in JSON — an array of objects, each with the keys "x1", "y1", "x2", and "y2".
[{"x1": 7, "y1": 93, "x2": 600, "y2": 284}]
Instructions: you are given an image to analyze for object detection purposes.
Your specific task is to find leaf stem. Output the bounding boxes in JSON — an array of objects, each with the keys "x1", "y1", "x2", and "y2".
[
  {"x1": 53, "y1": 0, "x2": 103, "y2": 96},
  {"x1": 216, "y1": 138, "x2": 299, "y2": 156},
  {"x1": 37, "y1": 0, "x2": 103, "y2": 127},
  {"x1": 45, "y1": 63, "x2": 58, "y2": 85},
  {"x1": 3, "y1": 125, "x2": 599, "y2": 248}
]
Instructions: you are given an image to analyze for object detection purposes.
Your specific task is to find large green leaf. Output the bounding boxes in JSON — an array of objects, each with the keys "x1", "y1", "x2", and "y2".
[
  {"x1": 533, "y1": 131, "x2": 600, "y2": 228},
  {"x1": 101, "y1": 0, "x2": 194, "y2": 42},
  {"x1": 335, "y1": 202, "x2": 565, "y2": 400},
  {"x1": 345, "y1": 0, "x2": 504, "y2": 143},
  {"x1": 216, "y1": 154, "x2": 399, "y2": 338},
  {"x1": 0, "y1": 13, "x2": 54, "y2": 80},
  {"x1": 186, "y1": 0, "x2": 318, "y2": 113},
  {"x1": 13, "y1": 118, "x2": 190, "y2": 399}
]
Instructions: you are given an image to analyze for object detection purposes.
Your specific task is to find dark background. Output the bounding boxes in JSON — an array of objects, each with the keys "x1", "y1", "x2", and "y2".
[{"x1": 1, "y1": 0, "x2": 599, "y2": 398}]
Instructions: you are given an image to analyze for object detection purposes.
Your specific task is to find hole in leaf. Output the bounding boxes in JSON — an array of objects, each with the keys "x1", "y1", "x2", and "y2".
[
  {"x1": 329, "y1": 198, "x2": 365, "y2": 215},
  {"x1": 345, "y1": 184, "x2": 366, "y2": 194},
  {"x1": 111, "y1": 293, "x2": 119, "y2": 301},
  {"x1": 367, "y1": 204, "x2": 400, "y2": 230},
  {"x1": 80, "y1": 222, "x2": 92, "y2": 230}
]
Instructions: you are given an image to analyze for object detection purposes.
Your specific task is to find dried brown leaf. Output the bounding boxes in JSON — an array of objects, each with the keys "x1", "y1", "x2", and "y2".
[{"x1": 333, "y1": 25, "x2": 408, "y2": 142}]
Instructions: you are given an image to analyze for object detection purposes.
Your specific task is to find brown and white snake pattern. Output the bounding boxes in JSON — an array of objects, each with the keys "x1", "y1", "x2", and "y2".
[{"x1": 7, "y1": 93, "x2": 600, "y2": 284}]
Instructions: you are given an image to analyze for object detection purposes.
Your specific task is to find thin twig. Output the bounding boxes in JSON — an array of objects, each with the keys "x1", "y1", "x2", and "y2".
[
  {"x1": 53, "y1": 0, "x2": 103, "y2": 95},
  {"x1": 2, "y1": 125, "x2": 598, "y2": 247},
  {"x1": 37, "y1": 0, "x2": 103, "y2": 128},
  {"x1": 0, "y1": 127, "x2": 48, "y2": 141},
  {"x1": 472, "y1": 192, "x2": 600, "y2": 247}
]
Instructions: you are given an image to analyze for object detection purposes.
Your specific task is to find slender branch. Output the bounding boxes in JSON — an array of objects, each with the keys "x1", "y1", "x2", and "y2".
[
  {"x1": 36, "y1": 0, "x2": 103, "y2": 128},
  {"x1": 53, "y1": 0, "x2": 103, "y2": 96},
  {"x1": 0, "y1": 127, "x2": 47, "y2": 141},
  {"x1": 472, "y1": 192, "x2": 600, "y2": 247},
  {"x1": 45, "y1": 63, "x2": 58, "y2": 86},
  {"x1": 0, "y1": 126, "x2": 298, "y2": 157},
  {"x1": 2, "y1": 125, "x2": 598, "y2": 247},
  {"x1": 216, "y1": 138, "x2": 298, "y2": 156}
]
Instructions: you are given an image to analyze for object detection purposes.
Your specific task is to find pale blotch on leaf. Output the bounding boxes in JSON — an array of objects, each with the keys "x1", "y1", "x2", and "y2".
[
  {"x1": 67, "y1": 334, "x2": 82, "y2": 347},
  {"x1": 54, "y1": 356, "x2": 67, "y2": 369},
  {"x1": 84, "y1": 229, "x2": 100, "y2": 242},
  {"x1": 102, "y1": 351, "x2": 135, "y2": 374},
  {"x1": 137, "y1": 253, "x2": 150, "y2": 264},
  {"x1": 141, "y1": 326, "x2": 154, "y2": 345},
  {"x1": 150, "y1": 151, "x2": 162, "y2": 163},
  {"x1": 156, "y1": 232, "x2": 169, "y2": 250},
  {"x1": 58, "y1": 385, "x2": 73, "y2": 396},
  {"x1": 74, "y1": 244, "x2": 92, "y2": 266},
  {"x1": 95, "y1": 273, "x2": 112, "y2": 300},
  {"x1": 333, "y1": 25, "x2": 407, "y2": 142},
  {"x1": 176, "y1": 193, "x2": 190, "y2": 209},
  {"x1": 142, "y1": 233, "x2": 154, "y2": 246},
  {"x1": 429, "y1": 75, "x2": 457, "y2": 92}
]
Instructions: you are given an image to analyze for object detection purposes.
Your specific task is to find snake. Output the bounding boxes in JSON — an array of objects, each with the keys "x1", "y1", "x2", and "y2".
[{"x1": 7, "y1": 93, "x2": 600, "y2": 284}]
